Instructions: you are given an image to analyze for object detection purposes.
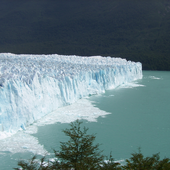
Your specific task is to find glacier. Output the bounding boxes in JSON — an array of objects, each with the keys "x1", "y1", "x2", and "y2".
[{"x1": 0, "y1": 53, "x2": 142, "y2": 134}]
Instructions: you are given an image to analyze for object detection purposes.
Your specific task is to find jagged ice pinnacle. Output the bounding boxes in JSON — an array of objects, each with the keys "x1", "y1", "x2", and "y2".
[{"x1": 0, "y1": 53, "x2": 142, "y2": 133}]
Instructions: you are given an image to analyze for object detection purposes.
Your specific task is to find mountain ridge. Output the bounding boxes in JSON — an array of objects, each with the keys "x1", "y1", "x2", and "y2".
[{"x1": 0, "y1": 0, "x2": 170, "y2": 70}]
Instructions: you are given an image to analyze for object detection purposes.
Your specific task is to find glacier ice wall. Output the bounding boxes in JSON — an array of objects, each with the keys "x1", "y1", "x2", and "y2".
[{"x1": 0, "y1": 53, "x2": 142, "y2": 133}]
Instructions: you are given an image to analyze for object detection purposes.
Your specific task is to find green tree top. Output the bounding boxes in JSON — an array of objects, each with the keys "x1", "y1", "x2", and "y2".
[
  {"x1": 53, "y1": 119, "x2": 104, "y2": 170},
  {"x1": 123, "y1": 148, "x2": 170, "y2": 170}
]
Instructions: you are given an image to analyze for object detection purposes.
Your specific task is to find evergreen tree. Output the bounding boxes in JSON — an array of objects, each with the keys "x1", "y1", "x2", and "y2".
[
  {"x1": 52, "y1": 119, "x2": 104, "y2": 170},
  {"x1": 99, "y1": 152, "x2": 121, "y2": 170},
  {"x1": 122, "y1": 148, "x2": 170, "y2": 170},
  {"x1": 14, "y1": 155, "x2": 52, "y2": 170}
]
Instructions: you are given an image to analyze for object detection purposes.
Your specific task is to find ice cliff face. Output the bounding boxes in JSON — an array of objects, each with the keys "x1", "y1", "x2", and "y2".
[{"x1": 0, "y1": 53, "x2": 142, "y2": 133}]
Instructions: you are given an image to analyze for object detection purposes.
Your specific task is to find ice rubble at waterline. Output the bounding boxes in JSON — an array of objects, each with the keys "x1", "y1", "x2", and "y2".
[{"x1": 0, "y1": 53, "x2": 142, "y2": 135}]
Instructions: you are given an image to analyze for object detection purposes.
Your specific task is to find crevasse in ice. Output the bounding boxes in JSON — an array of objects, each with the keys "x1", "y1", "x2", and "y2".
[{"x1": 0, "y1": 53, "x2": 142, "y2": 133}]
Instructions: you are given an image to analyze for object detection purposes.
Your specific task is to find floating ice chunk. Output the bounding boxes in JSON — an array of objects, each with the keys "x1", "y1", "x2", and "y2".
[
  {"x1": 149, "y1": 76, "x2": 160, "y2": 80},
  {"x1": 34, "y1": 99, "x2": 111, "y2": 126},
  {"x1": 118, "y1": 82, "x2": 145, "y2": 89},
  {"x1": 0, "y1": 130, "x2": 46, "y2": 155}
]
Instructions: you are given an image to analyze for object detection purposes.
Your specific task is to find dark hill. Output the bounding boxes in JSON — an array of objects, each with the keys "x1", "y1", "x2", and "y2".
[{"x1": 0, "y1": 0, "x2": 170, "y2": 70}]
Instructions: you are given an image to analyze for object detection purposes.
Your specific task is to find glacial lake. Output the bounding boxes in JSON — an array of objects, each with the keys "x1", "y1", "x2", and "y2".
[{"x1": 0, "y1": 71, "x2": 170, "y2": 169}]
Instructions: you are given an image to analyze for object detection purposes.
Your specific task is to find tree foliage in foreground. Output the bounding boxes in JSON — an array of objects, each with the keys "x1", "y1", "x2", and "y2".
[
  {"x1": 14, "y1": 120, "x2": 170, "y2": 170},
  {"x1": 14, "y1": 155, "x2": 52, "y2": 170},
  {"x1": 123, "y1": 148, "x2": 170, "y2": 170},
  {"x1": 52, "y1": 119, "x2": 104, "y2": 169}
]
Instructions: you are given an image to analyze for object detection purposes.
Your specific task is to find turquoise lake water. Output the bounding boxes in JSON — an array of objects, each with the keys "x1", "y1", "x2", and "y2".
[{"x1": 0, "y1": 71, "x2": 170, "y2": 169}]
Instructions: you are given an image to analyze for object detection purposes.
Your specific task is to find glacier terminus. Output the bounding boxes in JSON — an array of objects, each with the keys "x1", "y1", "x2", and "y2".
[{"x1": 0, "y1": 53, "x2": 142, "y2": 135}]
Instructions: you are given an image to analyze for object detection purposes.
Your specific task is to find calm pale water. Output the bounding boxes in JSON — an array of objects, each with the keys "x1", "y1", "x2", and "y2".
[{"x1": 0, "y1": 71, "x2": 170, "y2": 169}]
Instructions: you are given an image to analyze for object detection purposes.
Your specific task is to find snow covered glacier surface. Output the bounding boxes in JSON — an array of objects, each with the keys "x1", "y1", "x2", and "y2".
[{"x1": 0, "y1": 53, "x2": 142, "y2": 133}]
